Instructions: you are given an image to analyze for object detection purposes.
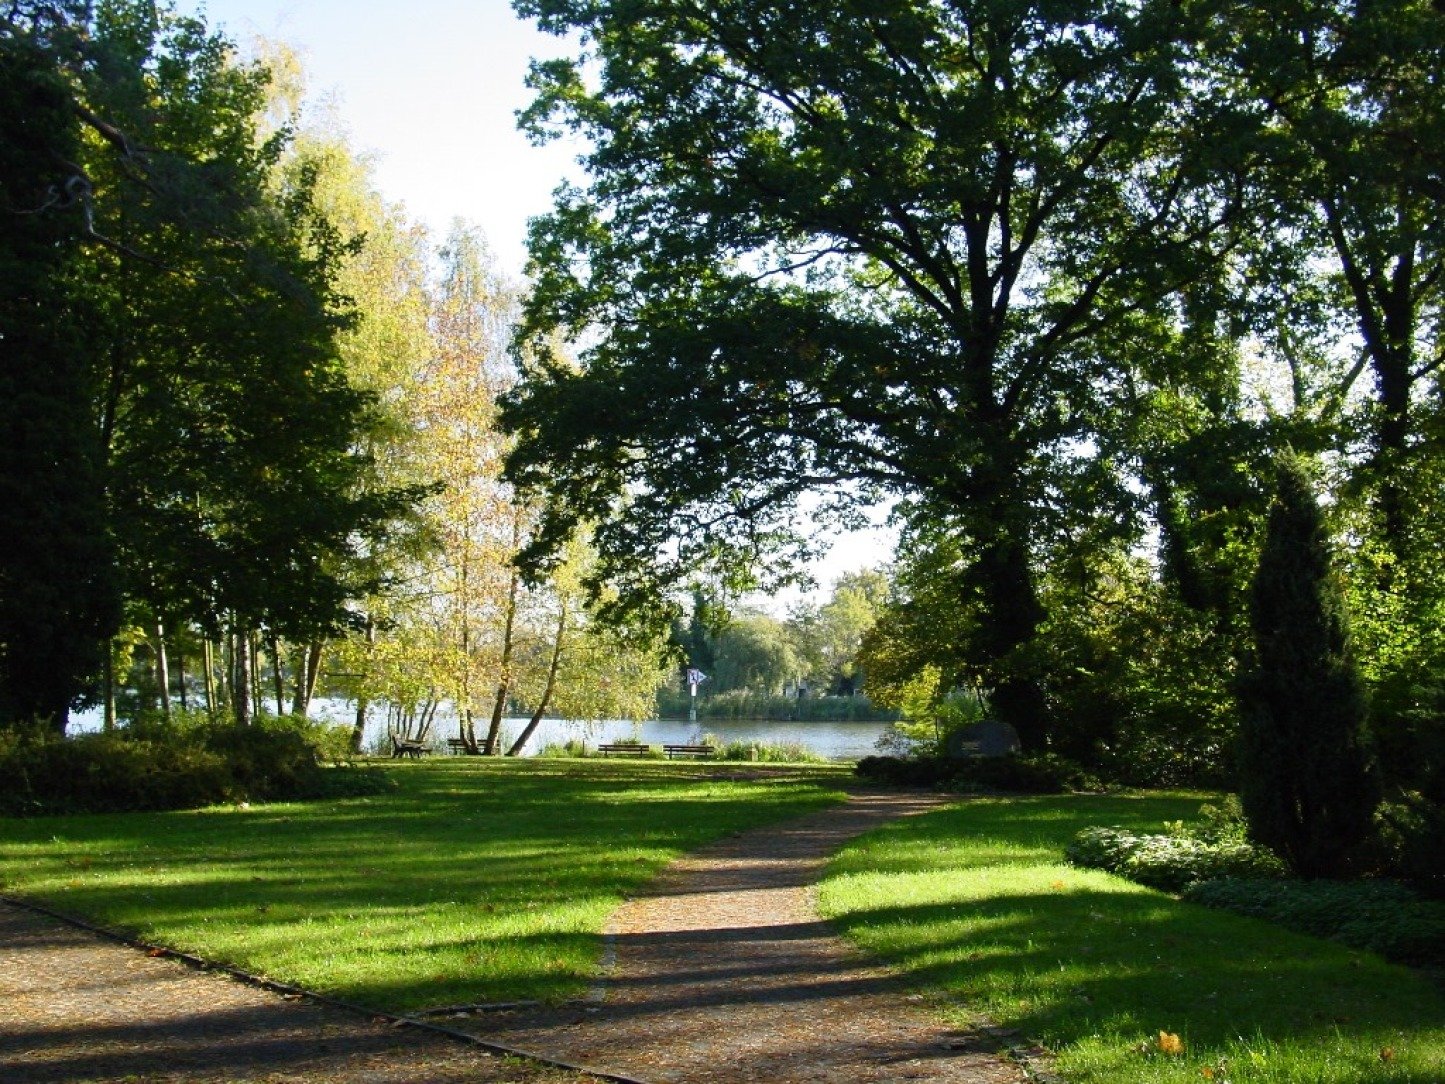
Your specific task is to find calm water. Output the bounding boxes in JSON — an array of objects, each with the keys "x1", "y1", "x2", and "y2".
[{"x1": 69, "y1": 698, "x2": 894, "y2": 761}]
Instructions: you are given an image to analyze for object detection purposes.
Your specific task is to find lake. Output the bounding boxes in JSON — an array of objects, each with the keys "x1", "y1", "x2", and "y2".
[{"x1": 68, "y1": 699, "x2": 896, "y2": 761}]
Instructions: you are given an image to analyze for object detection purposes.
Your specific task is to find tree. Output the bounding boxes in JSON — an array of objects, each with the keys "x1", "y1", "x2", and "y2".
[
  {"x1": 1226, "y1": 0, "x2": 1445, "y2": 560},
  {"x1": 789, "y1": 569, "x2": 888, "y2": 695},
  {"x1": 1237, "y1": 455, "x2": 1379, "y2": 877},
  {"x1": 0, "y1": 27, "x2": 119, "y2": 730},
  {"x1": 1, "y1": 2, "x2": 421, "y2": 729},
  {"x1": 505, "y1": 0, "x2": 1257, "y2": 749},
  {"x1": 709, "y1": 612, "x2": 802, "y2": 696}
]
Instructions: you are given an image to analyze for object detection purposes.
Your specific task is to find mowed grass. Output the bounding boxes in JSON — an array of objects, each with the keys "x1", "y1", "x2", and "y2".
[
  {"x1": 818, "y1": 794, "x2": 1445, "y2": 1084},
  {"x1": 0, "y1": 758, "x2": 848, "y2": 1012}
]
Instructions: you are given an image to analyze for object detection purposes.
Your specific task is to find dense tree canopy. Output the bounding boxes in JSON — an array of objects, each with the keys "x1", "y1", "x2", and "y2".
[
  {"x1": 0, "y1": 1, "x2": 420, "y2": 729},
  {"x1": 504, "y1": 0, "x2": 1260, "y2": 748}
]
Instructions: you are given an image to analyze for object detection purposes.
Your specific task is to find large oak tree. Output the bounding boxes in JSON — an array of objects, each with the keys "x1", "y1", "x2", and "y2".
[{"x1": 504, "y1": 0, "x2": 1256, "y2": 747}]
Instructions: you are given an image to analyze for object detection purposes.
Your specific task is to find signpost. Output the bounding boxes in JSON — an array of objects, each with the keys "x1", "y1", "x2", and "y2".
[{"x1": 685, "y1": 668, "x2": 707, "y2": 723}]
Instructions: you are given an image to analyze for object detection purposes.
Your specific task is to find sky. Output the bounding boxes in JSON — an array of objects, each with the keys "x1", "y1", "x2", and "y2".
[
  {"x1": 186, "y1": 0, "x2": 582, "y2": 279},
  {"x1": 184, "y1": 0, "x2": 897, "y2": 602}
]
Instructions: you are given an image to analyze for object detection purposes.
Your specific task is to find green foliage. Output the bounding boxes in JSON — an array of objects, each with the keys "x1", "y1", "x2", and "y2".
[
  {"x1": 854, "y1": 753, "x2": 1101, "y2": 795},
  {"x1": 1237, "y1": 456, "x2": 1380, "y2": 877},
  {"x1": 1184, "y1": 877, "x2": 1445, "y2": 969},
  {"x1": 0, "y1": 23, "x2": 119, "y2": 729},
  {"x1": 1376, "y1": 793, "x2": 1445, "y2": 900},
  {"x1": 700, "y1": 736, "x2": 827, "y2": 764},
  {"x1": 1066, "y1": 826, "x2": 1286, "y2": 892},
  {"x1": 0, "y1": 715, "x2": 374, "y2": 815},
  {"x1": 505, "y1": 0, "x2": 1256, "y2": 750},
  {"x1": 536, "y1": 737, "x2": 591, "y2": 758}
]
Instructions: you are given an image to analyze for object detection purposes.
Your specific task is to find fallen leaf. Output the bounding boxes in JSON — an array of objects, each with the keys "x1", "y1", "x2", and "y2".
[{"x1": 1158, "y1": 1031, "x2": 1185, "y2": 1056}]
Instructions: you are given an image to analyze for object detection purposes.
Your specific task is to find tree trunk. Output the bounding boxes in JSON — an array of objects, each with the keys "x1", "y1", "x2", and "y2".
[
  {"x1": 508, "y1": 600, "x2": 568, "y2": 756},
  {"x1": 203, "y1": 637, "x2": 218, "y2": 720},
  {"x1": 970, "y1": 526, "x2": 1050, "y2": 752},
  {"x1": 348, "y1": 621, "x2": 374, "y2": 753},
  {"x1": 291, "y1": 644, "x2": 308, "y2": 716},
  {"x1": 176, "y1": 646, "x2": 188, "y2": 711},
  {"x1": 268, "y1": 633, "x2": 285, "y2": 716},
  {"x1": 154, "y1": 620, "x2": 170, "y2": 720},
  {"x1": 484, "y1": 566, "x2": 521, "y2": 755},
  {"x1": 234, "y1": 625, "x2": 253, "y2": 727},
  {"x1": 103, "y1": 639, "x2": 116, "y2": 732},
  {"x1": 304, "y1": 642, "x2": 323, "y2": 714},
  {"x1": 249, "y1": 631, "x2": 263, "y2": 718}
]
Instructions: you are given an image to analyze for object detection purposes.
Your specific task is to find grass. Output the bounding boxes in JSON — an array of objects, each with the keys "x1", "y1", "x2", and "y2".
[
  {"x1": 0, "y1": 758, "x2": 849, "y2": 1012},
  {"x1": 818, "y1": 793, "x2": 1445, "y2": 1084}
]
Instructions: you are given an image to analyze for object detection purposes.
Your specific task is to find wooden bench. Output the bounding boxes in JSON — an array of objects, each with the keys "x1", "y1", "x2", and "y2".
[
  {"x1": 446, "y1": 737, "x2": 498, "y2": 756},
  {"x1": 390, "y1": 735, "x2": 428, "y2": 759},
  {"x1": 598, "y1": 742, "x2": 650, "y2": 757},
  {"x1": 663, "y1": 744, "x2": 715, "y2": 760}
]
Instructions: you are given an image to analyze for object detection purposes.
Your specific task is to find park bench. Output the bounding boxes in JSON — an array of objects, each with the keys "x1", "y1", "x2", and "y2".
[
  {"x1": 390, "y1": 735, "x2": 428, "y2": 759},
  {"x1": 663, "y1": 744, "x2": 715, "y2": 760},
  {"x1": 446, "y1": 736, "x2": 498, "y2": 755},
  {"x1": 598, "y1": 742, "x2": 650, "y2": 757}
]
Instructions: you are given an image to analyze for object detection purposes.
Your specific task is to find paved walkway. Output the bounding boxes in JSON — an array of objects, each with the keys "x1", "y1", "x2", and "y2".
[
  {"x1": 0, "y1": 902, "x2": 591, "y2": 1083},
  {"x1": 467, "y1": 791, "x2": 1025, "y2": 1083},
  {"x1": 1, "y1": 790, "x2": 1026, "y2": 1084}
]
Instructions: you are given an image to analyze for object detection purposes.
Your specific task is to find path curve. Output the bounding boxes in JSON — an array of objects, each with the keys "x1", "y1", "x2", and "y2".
[{"x1": 468, "y1": 790, "x2": 1025, "y2": 1083}]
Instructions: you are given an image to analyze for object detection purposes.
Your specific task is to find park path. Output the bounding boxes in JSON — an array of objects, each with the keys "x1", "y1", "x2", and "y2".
[
  {"x1": 466, "y1": 790, "x2": 1026, "y2": 1084},
  {"x1": 0, "y1": 901, "x2": 593, "y2": 1084}
]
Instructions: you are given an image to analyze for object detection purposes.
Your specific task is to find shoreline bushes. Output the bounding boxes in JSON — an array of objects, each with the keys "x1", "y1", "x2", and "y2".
[{"x1": 0, "y1": 714, "x2": 383, "y2": 815}]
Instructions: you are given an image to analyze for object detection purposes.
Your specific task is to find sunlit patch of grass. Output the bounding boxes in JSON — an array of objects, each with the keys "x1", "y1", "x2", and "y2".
[
  {"x1": 819, "y1": 794, "x2": 1445, "y2": 1083},
  {"x1": 0, "y1": 759, "x2": 848, "y2": 1011}
]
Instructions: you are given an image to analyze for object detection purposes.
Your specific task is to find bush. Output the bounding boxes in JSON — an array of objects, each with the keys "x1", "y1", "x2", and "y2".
[
  {"x1": 1066, "y1": 826, "x2": 1286, "y2": 891},
  {"x1": 1377, "y1": 793, "x2": 1445, "y2": 900},
  {"x1": 1184, "y1": 877, "x2": 1445, "y2": 969},
  {"x1": 537, "y1": 737, "x2": 591, "y2": 758},
  {"x1": 0, "y1": 716, "x2": 377, "y2": 815},
  {"x1": 854, "y1": 752, "x2": 1102, "y2": 794},
  {"x1": 704, "y1": 736, "x2": 827, "y2": 763}
]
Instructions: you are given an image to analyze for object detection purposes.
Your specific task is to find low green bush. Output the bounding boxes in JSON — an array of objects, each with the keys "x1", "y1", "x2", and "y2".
[
  {"x1": 1066, "y1": 825, "x2": 1286, "y2": 891},
  {"x1": 0, "y1": 716, "x2": 378, "y2": 815},
  {"x1": 1184, "y1": 877, "x2": 1445, "y2": 968},
  {"x1": 705, "y1": 736, "x2": 827, "y2": 763},
  {"x1": 537, "y1": 737, "x2": 591, "y2": 758},
  {"x1": 855, "y1": 752, "x2": 1101, "y2": 793}
]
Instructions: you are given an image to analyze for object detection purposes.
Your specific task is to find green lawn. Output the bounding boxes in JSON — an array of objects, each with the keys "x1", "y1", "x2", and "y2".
[
  {"x1": 0, "y1": 758, "x2": 848, "y2": 1012},
  {"x1": 818, "y1": 794, "x2": 1445, "y2": 1084}
]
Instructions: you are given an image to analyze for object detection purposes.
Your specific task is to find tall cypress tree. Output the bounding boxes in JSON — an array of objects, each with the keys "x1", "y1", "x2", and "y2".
[{"x1": 1237, "y1": 455, "x2": 1379, "y2": 877}]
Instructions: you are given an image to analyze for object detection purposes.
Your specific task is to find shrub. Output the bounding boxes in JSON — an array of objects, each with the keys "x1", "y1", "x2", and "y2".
[
  {"x1": 855, "y1": 752, "x2": 1101, "y2": 794},
  {"x1": 0, "y1": 716, "x2": 376, "y2": 815},
  {"x1": 1184, "y1": 877, "x2": 1445, "y2": 968},
  {"x1": 537, "y1": 737, "x2": 591, "y2": 758},
  {"x1": 1376, "y1": 793, "x2": 1445, "y2": 900},
  {"x1": 706, "y1": 735, "x2": 827, "y2": 763},
  {"x1": 1067, "y1": 826, "x2": 1286, "y2": 891},
  {"x1": 1237, "y1": 456, "x2": 1380, "y2": 878}
]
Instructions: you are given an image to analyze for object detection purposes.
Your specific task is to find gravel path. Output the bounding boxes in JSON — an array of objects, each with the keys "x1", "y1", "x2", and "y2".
[
  {"x1": 0, "y1": 902, "x2": 594, "y2": 1084},
  {"x1": 466, "y1": 790, "x2": 1026, "y2": 1083}
]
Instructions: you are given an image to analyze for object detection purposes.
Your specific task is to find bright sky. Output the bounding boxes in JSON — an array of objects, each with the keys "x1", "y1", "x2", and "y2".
[
  {"x1": 188, "y1": 0, "x2": 581, "y2": 279},
  {"x1": 186, "y1": 0, "x2": 896, "y2": 600}
]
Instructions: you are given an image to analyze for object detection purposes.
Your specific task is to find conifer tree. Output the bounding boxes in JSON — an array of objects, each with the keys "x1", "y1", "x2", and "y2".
[{"x1": 1237, "y1": 455, "x2": 1379, "y2": 877}]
